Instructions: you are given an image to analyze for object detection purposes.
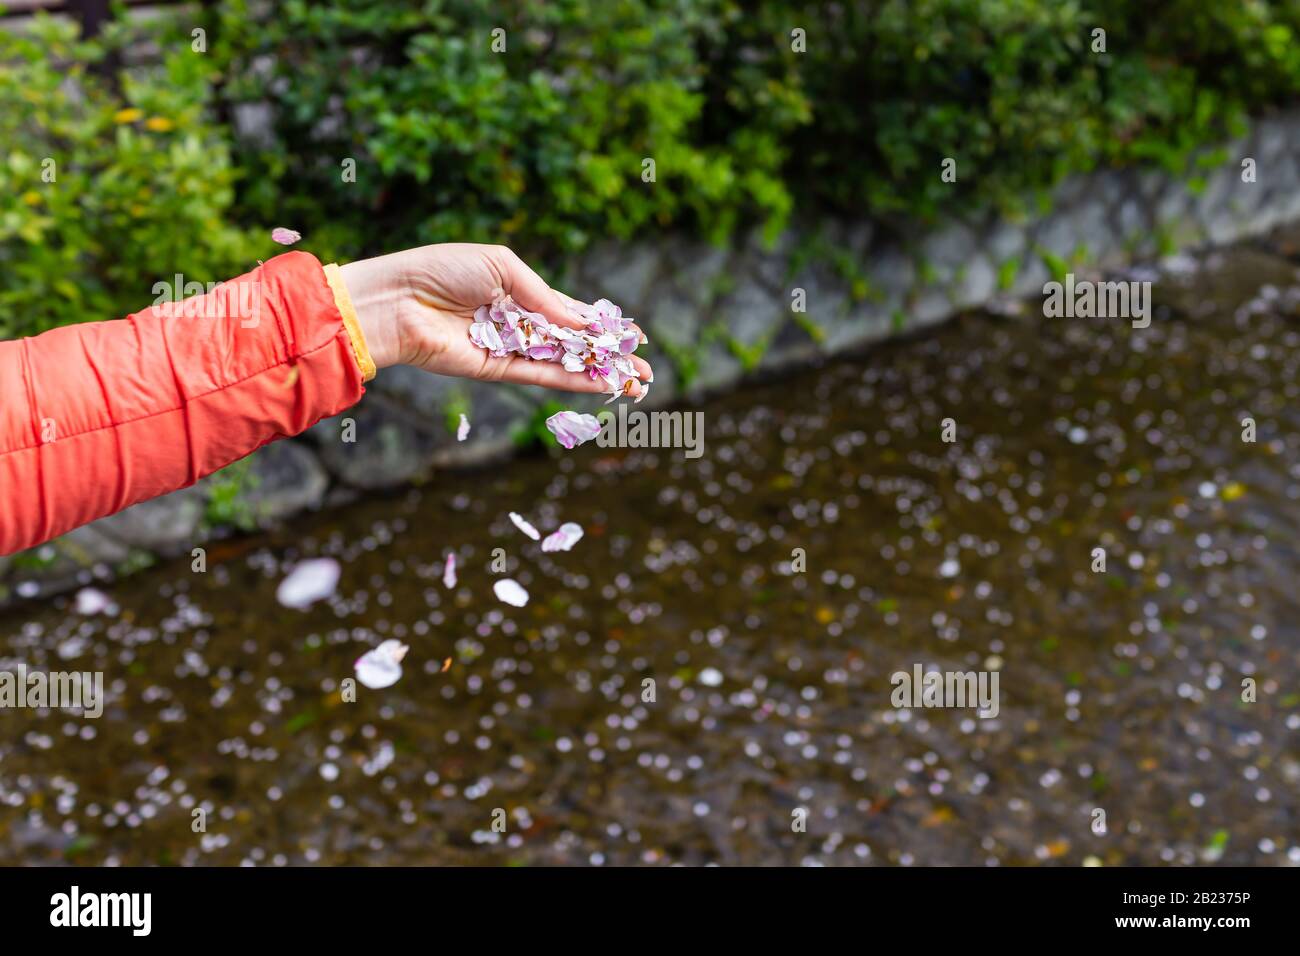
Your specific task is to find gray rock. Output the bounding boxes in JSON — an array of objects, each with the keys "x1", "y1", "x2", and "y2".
[
  {"x1": 579, "y1": 241, "x2": 662, "y2": 314},
  {"x1": 1093, "y1": 170, "x2": 1127, "y2": 212},
  {"x1": 1115, "y1": 199, "x2": 1147, "y2": 246},
  {"x1": 1073, "y1": 202, "x2": 1116, "y2": 263},
  {"x1": 721, "y1": 275, "x2": 785, "y2": 348},
  {"x1": 1194, "y1": 166, "x2": 1237, "y2": 227},
  {"x1": 919, "y1": 222, "x2": 977, "y2": 283},
  {"x1": 1033, "y1": 209, "x2": 1079, "y2": 261},
  {"x1": 50, "y1": 523, "x2": 134, "y2": 567},
  {"x1": 985, "y1": 220, "x2": 1027, "y2": 266},
  {"x1": 826, "y1": 300, "x2": 891, "y2": 352},
  {"x1": 1255, "y1": 117, "x2": 1288, "y2": 167},
  {"x1": 375, "y1": 367, "x2": 533, "y2": 448},
  {"x1": 689, "y1": 334, "x2": 744, "y2": 398},
  {"x1": 840, "y1": 221, "x2": 874, "y2": 257},
  {"x1": 1230, "y1": 175, "x2": 1268, "y2": 222},
  {"x1": 665, "y1": 241, "x2": 732, "y2": 308},
  {"x1": 91, "y1": 485, "x2": 205, "y2": 553},
  {"x1": 1008, "y1": 252, "x2": 1050, "y2": 300},
  {"x1": 310, "y1": 396, "x2": 440, "y2": 490},
  {"x1": 866, "y1": 247, "x2": 915, "y2": 309},
  {"x1": 648, "y1": 288, "x2": 702, "y2": 351},
  {"x1": 1051, "y1": 173, "x2": 1092, "y2": 208},
  {"x1": 1137, "y1": 170, "x2": 1167, "y2": 202},
  {"x1": 760, "y1": 317, "x2": 822, "y2": 373},
  {"x1": 743, "y1": 226, "x2": 799, "y2": 293},
  {"x1": 244, "y1": 441, "x2": 329, "y2": 523},
  {"x1": 950, "y1": 253, "x2": 997, "y2": 309},
  {"x1": 910, "y1": 287, "x2": 952, "y2": 327},
  {"x1": 1154, "y1": 182, "x2": 1192, "y2": 230}
]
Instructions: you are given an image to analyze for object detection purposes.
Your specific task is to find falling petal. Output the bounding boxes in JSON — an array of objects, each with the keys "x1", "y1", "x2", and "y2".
[
  {"x1": 509, "y1": 512, "x2": 541, "y2": 540},
  {"x1": 441, "y1": 657, "x2": 453, "y2": 673},
  {"x1": 443, "y1": 553, "x2": 457, "y2": 589},
  {"x1": 493, "y1": 578, "x2": 530, "y2": 607},
  {"x1": 457, "y1": 414, "x2": 471, "y2": 442},
  {"x1": 276, "y1": 558, "x2": 340, "y2": 609},
  {"x1": 541, "y1": 522, "x2": 585, "y2": 553},
  {"x1": 74, "y1": 587, "x2": 113, "y2": 616},
  {"x1": 271, "y1": 227, "x2": 301, "y2": 245},
  {"x1": 355, "y1": 639, "x2": 409, "y2": 689},
  {"x1": 546, "y1": 410, "x2": 602, "y2": 449}
]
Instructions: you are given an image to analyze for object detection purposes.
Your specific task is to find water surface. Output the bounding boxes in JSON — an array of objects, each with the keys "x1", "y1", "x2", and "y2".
[{"x1": 3, "y1": 244, "x2": 1299, "y2": 866}]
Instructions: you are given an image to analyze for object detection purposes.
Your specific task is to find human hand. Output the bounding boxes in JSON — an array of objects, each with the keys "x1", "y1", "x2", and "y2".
[{"x1": 339, "y1": 243, "x2": 652, "y2": 396}]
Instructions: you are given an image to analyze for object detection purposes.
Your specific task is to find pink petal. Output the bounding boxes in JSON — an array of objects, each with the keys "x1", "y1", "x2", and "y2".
[
  {"x1": 442, "y1": 553, "x2": 457, "y2": 589},
  {"x1": 469, "y1": 322, "x2": 503, "y2": 352},
  {"x1": 355, "y1": 639, "x2": 409, "y2": 689},
  {"x1": 541, "y1": 522, "x2": 584, "y2": 553},
  {"x1": 546, "y1": 410, "x2": 602, "y2": 449},
  {"x1": 509, "y1": 512, "x2": 541, "y2": 540},
  {"x1": 457, "y1": 414, "x2": 471, "y2": 442},
  {"x1": 276, "y1": 558, "x2": 340, "y2": 609},
  {"x1": 74, "y1": 587, "x2": 114, "y2": 616},
  {"x1": 271, "y1": 227, "x2": 301, "y2": 245},
  {"x1": 493, "y1": 578, "x2": 530, "y2": 607}
]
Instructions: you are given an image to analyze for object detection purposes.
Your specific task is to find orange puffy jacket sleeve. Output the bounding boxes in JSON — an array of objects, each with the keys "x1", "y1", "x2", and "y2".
[{"x1": 0, "y1": 252, "x2": 372, "y2": 556}]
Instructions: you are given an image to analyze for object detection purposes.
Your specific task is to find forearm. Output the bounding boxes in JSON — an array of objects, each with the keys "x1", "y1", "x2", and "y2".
[{"x1": 0, "y1": 252, "x2": 370, "y2": 556}]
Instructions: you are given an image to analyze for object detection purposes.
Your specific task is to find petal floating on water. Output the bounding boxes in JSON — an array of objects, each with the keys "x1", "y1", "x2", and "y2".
[
  {"x1": 276, "y1": 558, "x2": 341, "y2": 609},
  {"x1": 493, "y1": 578, "x2": 530, "y2": 607},
  {"x1": 509, "y1": 512, "x2": 541, "y2": 540},
  {"x1": 355, "y1": 639, "x2": 409, "y2": 689},
  {"x1": 74, "y1": 587, "x2": 113, "y2": 616},
  {"x1": 541, "y1": 522, "x2": 584, "y2": 553}
]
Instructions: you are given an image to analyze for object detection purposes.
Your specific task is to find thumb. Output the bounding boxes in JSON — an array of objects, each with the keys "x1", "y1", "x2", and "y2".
[{"x1": 493, "y1": 246, "x2": 586, "y2": 331}]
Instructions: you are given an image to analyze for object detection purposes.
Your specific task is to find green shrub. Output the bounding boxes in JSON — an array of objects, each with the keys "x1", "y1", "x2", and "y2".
[
  {"x1": 4, "y1": 0, "x2": 1300, "y2": 339},
  {"x1": 0, "y1": 15, "x2": 263, "y2": 336},
  {"x1": 205, "y1": 0, "x2": 808, "y2": 265}
]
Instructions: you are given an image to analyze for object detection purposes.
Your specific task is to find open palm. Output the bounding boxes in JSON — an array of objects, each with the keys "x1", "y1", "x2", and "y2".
[{"x1": 340, "y1": 243, "x2": 651, "y2": 396}]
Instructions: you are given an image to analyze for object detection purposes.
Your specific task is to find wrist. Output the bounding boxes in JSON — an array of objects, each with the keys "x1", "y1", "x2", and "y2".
[{"x1": 338, "y1": 259, "x2": 403, "y2": 370}]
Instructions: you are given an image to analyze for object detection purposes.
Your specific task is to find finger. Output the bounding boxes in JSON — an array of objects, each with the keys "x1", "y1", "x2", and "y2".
[
  {"x1": 629, "y1": 354, "x2": 654, "y2": 381},
  {"x1": 552, "y1": 290, "x2": 597, "y2": 328},
  {"x1": 555, "y1": 289, "x2": 648, "y2": 343},
  {"x1": 498, "y1": 357, "x2": 611, "y2": 393},
  {"x1": 494, "y1": 248, "x2": 587, "y2": 331},
  {"x1": 492, "y1": 354, "x2": 647, "y2": 399}
]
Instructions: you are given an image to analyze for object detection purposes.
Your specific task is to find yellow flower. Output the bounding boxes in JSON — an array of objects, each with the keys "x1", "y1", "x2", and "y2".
[
  {"x1": 145, "y1": 117, "x2": 175, "y2": 132},
  {"x1": 21, "y1": 191, "x2": 42, "y2": 206},
  {"x1": 113, "y1": 108, "x2": 144, "y2": 124}
]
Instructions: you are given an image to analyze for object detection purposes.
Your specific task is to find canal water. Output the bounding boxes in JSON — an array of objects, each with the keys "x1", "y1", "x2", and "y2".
[{"x1": 2, "y1": 241, "x2": 1298, "y2": 866}]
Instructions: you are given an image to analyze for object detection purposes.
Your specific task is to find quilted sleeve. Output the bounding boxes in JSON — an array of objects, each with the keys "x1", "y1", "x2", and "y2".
[{"x1": 0, "y1": 251, "x2": 367, "y2": 555}]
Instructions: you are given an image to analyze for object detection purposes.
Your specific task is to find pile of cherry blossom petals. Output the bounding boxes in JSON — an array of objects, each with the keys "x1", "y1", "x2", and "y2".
[{"x1": 469, "y1": 293, "x2": 647, "y2": 405}]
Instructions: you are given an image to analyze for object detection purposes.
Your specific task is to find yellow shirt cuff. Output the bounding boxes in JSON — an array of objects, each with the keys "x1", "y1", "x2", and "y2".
[{"x1": 324, "y1": 262, "x2": 376, "y2": 382}]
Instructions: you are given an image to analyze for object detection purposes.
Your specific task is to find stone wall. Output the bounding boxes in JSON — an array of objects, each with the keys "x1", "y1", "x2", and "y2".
[{"x1": 5, "y1": 108, "x2": 1300, "y2": 602}]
